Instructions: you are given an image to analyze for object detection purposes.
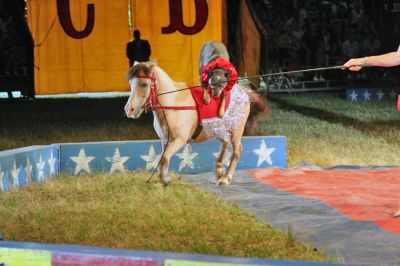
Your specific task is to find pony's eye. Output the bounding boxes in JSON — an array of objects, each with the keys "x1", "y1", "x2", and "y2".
[{"x1": 140, "y1": 82, "x2": 148, "y2": 88}]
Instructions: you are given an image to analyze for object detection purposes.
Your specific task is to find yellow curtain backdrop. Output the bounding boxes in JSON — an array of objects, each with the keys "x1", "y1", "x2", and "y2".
[{"x1": 27, "y1": 0, "x2": 223, "y2": 95}]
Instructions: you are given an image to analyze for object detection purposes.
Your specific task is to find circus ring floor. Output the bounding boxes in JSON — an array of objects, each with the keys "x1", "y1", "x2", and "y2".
[{"x1": 0, "y1": 136, "x2": 399, "y2": 266}]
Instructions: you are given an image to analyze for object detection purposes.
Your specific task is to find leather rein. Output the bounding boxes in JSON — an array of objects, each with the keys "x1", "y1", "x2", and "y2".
[{"x1": 136, "y1": 74, "x2": 197, "y2": 111}]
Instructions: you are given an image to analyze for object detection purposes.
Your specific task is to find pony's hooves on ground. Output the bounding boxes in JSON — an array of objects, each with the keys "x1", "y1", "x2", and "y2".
[
  {"x1": 217, "y1": 178, "x2": 231, "y2": 186},
  {"x1": 217, "y1": 180, "x2": 228, "y2": 186},
  {"x1": 162, "y1": 181, "x2": 170, "y2": 187},
  {"x1": 161, "y1": 177, "x2": 171, "y2": 187}
]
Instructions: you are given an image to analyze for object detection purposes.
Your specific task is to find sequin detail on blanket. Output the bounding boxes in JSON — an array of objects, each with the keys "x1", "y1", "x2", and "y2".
[{"x1": 202, "y1": 84, "x2": 249, "y2": 141}]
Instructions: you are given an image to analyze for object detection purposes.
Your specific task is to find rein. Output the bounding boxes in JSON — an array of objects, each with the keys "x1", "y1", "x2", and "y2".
[{"x1": 137, "y1": 74, "x2": 197, "y2": 111}]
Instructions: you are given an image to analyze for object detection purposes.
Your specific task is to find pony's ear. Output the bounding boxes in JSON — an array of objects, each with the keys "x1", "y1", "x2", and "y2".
[
  {"x1": 146, "y1": 60, "x2": 158, "y2": 69},
  {"x1": 133, "y1": 61, "x2": 140, "y2": 66}
]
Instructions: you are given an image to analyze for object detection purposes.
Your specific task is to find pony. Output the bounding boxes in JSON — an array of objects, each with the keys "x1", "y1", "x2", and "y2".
[{"x1": 124, "y1": 61, "x2": 268, "y2": 186}]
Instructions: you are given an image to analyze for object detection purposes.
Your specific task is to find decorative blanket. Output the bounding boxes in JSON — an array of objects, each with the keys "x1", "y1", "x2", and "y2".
[
  {"x1": 190, "y1": 86, "x2": 231, "y2": 123},
  {"x1": 190, "y1": 84, "x2": 250, "y2": 141}
]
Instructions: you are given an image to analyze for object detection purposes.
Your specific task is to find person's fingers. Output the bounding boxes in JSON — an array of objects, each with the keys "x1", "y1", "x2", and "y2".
[
  {"x1": 343, "y1": 60, "x2": 355, "y2": 68},
  {"x1": 348, "y1": 66, "x2": 362, "y2": 71}
]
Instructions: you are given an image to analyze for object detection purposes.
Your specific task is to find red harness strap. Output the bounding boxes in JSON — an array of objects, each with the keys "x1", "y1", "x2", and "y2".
[{"x1": 136, "y1": 74, "x2": 196, "y2": 111}]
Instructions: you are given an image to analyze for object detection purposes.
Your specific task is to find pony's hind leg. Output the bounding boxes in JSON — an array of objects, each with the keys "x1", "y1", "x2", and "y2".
[
  {"x1": 218, "y1": 139, "x2": 243, "y2": 186},
  {"x1": 159, "y1": 138, "x2": 186, "y2": 186},
  {"x1": 215, "y1": 141, "x2": 229, "y2": 180}
]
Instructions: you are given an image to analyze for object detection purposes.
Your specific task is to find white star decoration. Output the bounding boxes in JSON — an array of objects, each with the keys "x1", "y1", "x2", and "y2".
[
  {"x1": 363, "y1": 90, "x2": 371, "y2": 100},
  {"x1": 25, "y1": 157, "x2": 32, "y2": 184},
  {"x1": 175, "y1": 145, "x2": 198, "y2": 171},
  {"x1": 213, "y1": 147, "x2": 232, "y2": 167},
  {"x1": 11, "y1": 161, "x2": 20, "y2": 187},
  {"x1": 36, "y1": 154, "x2": 45, "y2": 181},
  {"x1": 140, "y1": 145, "x2": 161, "y2": 171},
  {"x1": 376, "y1": 90, "x2": 385, "y2": 100},
  {"x1": 48, "y1": 150, "x2": 57, "y2": 177},
  {"x1": 350, "y1": 90, "x2": 358, "y2": 101},
  {"x1": 253, "y1": 140, "x2": 275, "y2": 167},
  {"x1": 105, "y1": 148, "x2": 130, "y2": 174},
  {"x1": 70, "y1": 148, "x2": 95, "y2": 175},
  {"x1": 389, "y1": 90, "x2": 397, "y2": 99},
  {"x1": 0, "y1": 164, "x2": 4, "y2": 192}
]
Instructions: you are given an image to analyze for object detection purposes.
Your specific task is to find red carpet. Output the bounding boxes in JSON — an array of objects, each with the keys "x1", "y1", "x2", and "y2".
[{"x1": 251, "y1": 167, "x2": 400, "y2": 235}]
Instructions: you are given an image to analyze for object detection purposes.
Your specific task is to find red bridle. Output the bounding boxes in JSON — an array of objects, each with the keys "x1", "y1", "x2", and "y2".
[{"x1": 135, "y1": 73, "x2": 196, "y2": 111}]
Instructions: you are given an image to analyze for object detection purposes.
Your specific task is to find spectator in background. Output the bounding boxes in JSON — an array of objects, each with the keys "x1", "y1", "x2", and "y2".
[
  {"x1": 360, "y1": 30, "x2": 381, "y2": 57},
  {"x1": 301, "y1": 22, "x2": 326, "y2": 81},
  {"x1": 126, "y1": 29, "x2": 151, "y2": 67},
  {"x1": 277, "y1": 23, "x2": 300, "y2": 69},
  {"x1": 349, "y1": 0, "x2": 364, "y2": 26},
  {"x1": 341, "y1": 30, "x2": 359, "y2": 60}
]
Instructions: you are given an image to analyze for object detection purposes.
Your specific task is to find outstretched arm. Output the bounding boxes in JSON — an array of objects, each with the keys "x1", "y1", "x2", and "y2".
[{"x1": 344, "y1": 49, "x2": 400, "y2": 71}]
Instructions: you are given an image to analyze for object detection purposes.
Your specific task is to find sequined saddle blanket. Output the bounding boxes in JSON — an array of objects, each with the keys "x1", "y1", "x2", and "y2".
[{"x1": 190, "y1": 84, "x2": 249, "y2": 141}]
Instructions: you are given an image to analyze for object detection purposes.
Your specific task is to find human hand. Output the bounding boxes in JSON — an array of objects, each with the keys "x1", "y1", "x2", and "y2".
[{"x1": 343, "y1": 58, "x2": 366, "y2": 71}]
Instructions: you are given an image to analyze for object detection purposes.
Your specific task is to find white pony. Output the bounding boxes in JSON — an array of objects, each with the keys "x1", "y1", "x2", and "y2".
[{"x1": 124, "y1": 61, "x2": 267, "y2": 186}]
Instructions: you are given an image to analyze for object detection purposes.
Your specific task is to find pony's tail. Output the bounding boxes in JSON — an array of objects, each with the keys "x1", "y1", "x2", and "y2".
[{"x1": 245, "y1": 85, "x2": 270, "y2": 135}]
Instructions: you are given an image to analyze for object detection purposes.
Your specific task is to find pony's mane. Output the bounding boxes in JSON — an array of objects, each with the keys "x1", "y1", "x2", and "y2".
[
  {"x1": 126, "y1": 63, "x2": 153, "y2": 81},
  {"x1": 126, "y1": 62, "x2": 183, "y2": 90}
]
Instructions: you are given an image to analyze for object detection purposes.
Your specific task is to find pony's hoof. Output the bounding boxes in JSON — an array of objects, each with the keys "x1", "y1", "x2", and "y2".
[
  {"x1": 161, "y1": 176, "x2": 171, "y2": 186},
  {"x1": 217, "y1": 177, "x2": 231, "y2": 186}
]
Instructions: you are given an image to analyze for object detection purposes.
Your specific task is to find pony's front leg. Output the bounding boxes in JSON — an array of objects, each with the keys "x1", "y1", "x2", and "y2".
[
  {"x1": 159, "y1": 138, "x2": 186, "y2": 186},
  {"x1": 218, "y1": 139, "x2": 243, "y2": 186},
  {"x1": 215, "y1": 141, "x2": 229, "y2": 181}
]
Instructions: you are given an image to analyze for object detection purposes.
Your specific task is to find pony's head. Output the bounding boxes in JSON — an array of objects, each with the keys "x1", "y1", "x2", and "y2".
[
  {"x1": 124, "y1": 61, "x2": 156, "y2": 119},
  {"x1": 206, "y1": 67, "x2": 232, "y2": 97}
]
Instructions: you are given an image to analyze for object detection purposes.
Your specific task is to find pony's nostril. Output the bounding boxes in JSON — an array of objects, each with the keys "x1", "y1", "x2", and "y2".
[{"x1": 124, "y1": 105, "x2": 134, "y2": 115}]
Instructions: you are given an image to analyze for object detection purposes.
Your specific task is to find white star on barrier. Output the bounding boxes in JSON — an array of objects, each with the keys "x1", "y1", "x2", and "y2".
[
  {"x1": 25, "y1": 157, "x2": 32, "y2": 184},
  {"x1": 363, "y1": 90, "x2": 371, "y2": 101},
  {"x1": 350, "y1": 90, "x2": 358, "y2": 101},
  {"x1": 363, "y1": 90, "x2": 371, "y2": 100},
  {"x1": 48, "y1": 150, "x2": 57, "y2": 177},
  {"x1": 105, "y1": 148, "x2": 130, "y2": 174},
  {"x1": 70, "y1": 148, "x2": 95, "y2": 175},
  {"x1": 0, "y1": 164, "x2": 4, "y2": 192},
  {"x1": 213, "y1": 147, "x2": 232, "y2": 167},
  {"x1": 253, "y1": 140, "x2": 275, "y2": 167},
  {"x1": 389, "y1": 90, "x2": 397, "y2": 99},
  {"x1": 175, "y1": 145, "x2": 198, "y2": 171},
  {"x1": 141, "y1": 145, "x2": 162, "y2": 171},
  {"x1": 376, "y1": 90, "x2": 385, "y2": 100},
  {"x1": 36, "y1": 154, "x2": 46, "y2": 181},
  {"x1": 11, "y1": 161, "x2": 20, "y2": 187}
]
